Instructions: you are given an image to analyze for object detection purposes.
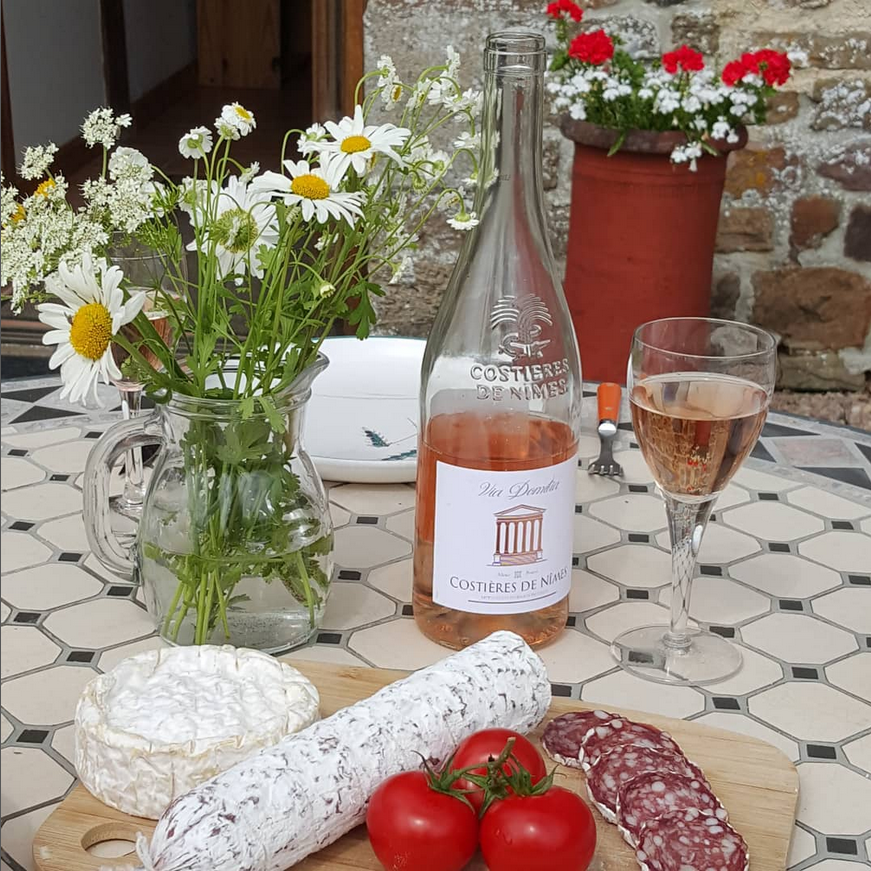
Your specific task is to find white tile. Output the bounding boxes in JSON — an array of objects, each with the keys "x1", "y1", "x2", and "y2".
[
  {"x1": 589, "y1": 494, "x2": 667, "y2": 533},
  {"x1": 2, "y1": 564, "x2": 102, "y2": 611},
  {"x1": 43, "y1": 599, "x2": 154, "y2": 648},
  {"x1": 799, "y1": 531, "x2": 871, "y2": 574},
  {"x1": 714, "y1": 484, "x2": 750, "y2": 511},
  {"x1": 368, "y1": 559, "x2": 412, "y2": 602},
  {"x1": 4, "y1": 426, "x2": 80, "y2": 448},
  {"x1": 0, "y1": 715, "x2": 12, "y2": 742},
  {"x1": 723, "y1": 502, "x2": 824, "y2": 541},
  {"x1": 0, "y1": 457, "x2": 45, "y2": 490},
  {"x1": 786, "y1": 825, "x2": 817, "y2": 867},
  {"x1": 786, "y1": 486, "x2": 871, "y2": 521},
  {"x1": 322, "y1": 583, "x2": 396, "y2": 630},
  {"x1": 843, "y1": 732, "x2": 871, "y2": 774},
  {"x1": 586, "y1": 600, "x2": 676, "y2": 642},
  {"x1": 329, "y1": 484, "x2": 415, "y2": 515},
  {"x1": 573, "y1": 514, "x2": 622, "y2": 553},
  {"x1": 694, "y1": 712, "x2": 799, "y2": 762},
  {"x1": 0, "y1": 533, "x2": 51, "y2": 574},
  {"x1": 810, "y1": 862, "x2": 870, "y2": 871},
  {"x1": 749, "y1": 683, "x2": 871, "y2": 742},
  {"x1": 51, "y1": 723, "x2": 76, "y2": 765},
  {"x1": 349, "y1": 618, "x2": 446, "y2": 670},
  {"x1": 38, "y1": 514, "x2": 90, "y2": 552},
  {"x1": 30, "y1": 440, "x2": 95, "y2": 474},
  {"x1": 659, "y1": 577, "x2": 769, "y2": 625},
  {"x1": 575, "y1": 472, "x2": 620, "y2": 503},
  {"x1": 284, "y1": 645, "x2": 365, "y2": 667},
  {"x1": 742, "y1": 613, "x2": 857, "y2": 664},
  {"x1": 97, "y1": 636, "x2": 166, "y2": 673},
  {"x1": 0, "y1": 626, "x2": 61, "y2": 678},
  {"x1": 2, "y1": 482, "x2": 82, "y2": 521},
  {"x1": 569, "y1": 570, "x2": 619, "y2": 613},
  {"x1": 826, "y1": 653, "x2": 871, "y2": 700},
  {"x1": 587, "y1": 545, "x2": 671, "y2": 588},
  {"x1": 3, "y1": 664, "x2": 98, "y2": 726},
  {"x1": 385, "y1": 509, "x2": 415, "y2": 541},
  {"x1": 537, "y1": 629, "x2": 614, "y2": 684},
  {"x1": 333, "y1": 525, "x2": 411, "y2": 569},
  {"x1": 696, "y1": 524, "x2": 761, "y2": 564},
  {"x1": 813, "y1": 588, "x2": 871, "y2": 635},
  {"x1": 0, "y1": 601, "x2": 8, "y2": 622},
  {"x1": 576, "y1": 435, "x2": 604, "y2": 460},
  {"x1": 329, "y1": 503, "x2": 351, "y2": 528},
  {"x1": 861, "y1": 517, "x2": 871, "y2": 535},
  {"x1": 611, "y1": 450, "x2": 654, "y2": 484},
  {"x1": 729, "y1": 553, "x2": 841, "y2": 599},
  {"x1": 582, "y1": 669, "x2": 704, "y2": 718},
  {"x1": 0, "y1": 748, "x2": 72, "y2": 817},
  {"x1": 698, "y1": 645, "x2": 783, "y2": 696},
  {"x1": 0, "y1": 798, "x2": 59, "y2": 870},
  {"x1": 796, "y1": 763, "x2": 871, "y2": 833},
  {"x1": 82, "y1": 552, "x2": 128, "y2": 583},
  {"x1": 733, "y1": 467, "x2": 798, "y2": 492}
]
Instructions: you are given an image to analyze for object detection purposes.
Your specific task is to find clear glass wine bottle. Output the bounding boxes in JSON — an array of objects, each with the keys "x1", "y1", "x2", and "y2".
[{"x1": 413, "y1": 31, "x2": 582, "y2": 650}]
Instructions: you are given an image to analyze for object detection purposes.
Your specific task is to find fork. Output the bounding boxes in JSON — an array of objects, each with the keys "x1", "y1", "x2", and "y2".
[{"x1": 588, "y1": 382, "x2": 623, "y2": 477}]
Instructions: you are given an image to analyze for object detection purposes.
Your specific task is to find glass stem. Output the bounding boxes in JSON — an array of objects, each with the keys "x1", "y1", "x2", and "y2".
[
  {"x1": 663, "y1": 493, "x2": 717, "y2": 650},
  {"x1": 119, "y1": 385, "x2": 145, "y2": 508}
]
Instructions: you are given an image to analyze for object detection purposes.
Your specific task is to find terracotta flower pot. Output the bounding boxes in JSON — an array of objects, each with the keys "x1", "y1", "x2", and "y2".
[{"x1": 561, "y1": 119, "x2": 747, "y2": 384}]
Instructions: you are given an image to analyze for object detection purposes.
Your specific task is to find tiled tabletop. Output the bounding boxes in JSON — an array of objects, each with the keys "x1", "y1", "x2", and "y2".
[{"x1": 1, "y1": 377, "x2": 870, "y2": 871}]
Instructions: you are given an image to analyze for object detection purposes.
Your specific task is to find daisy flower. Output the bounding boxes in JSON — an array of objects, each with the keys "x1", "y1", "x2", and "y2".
[
  {"x1": 252, "y1": 156, "x2": 364, "y2": 225},
  {"x1": 38, "y1": 254, "x2": 145, "y2": 406},
  {"x1": 178, "y1": 126, "x2": 214, "y2": 159},
  {"x1": 298, "y1": 122, "x2": 328, "y2": 156},
  {"x1": 217, "y1": 103, "x2": 256, "y2": 139},
  {"x1": 315, "y1": 105, "x2": 410, "y2": 177},
  {"x1": 447, "y1": 210, "x2": 479, "y2": 231}
]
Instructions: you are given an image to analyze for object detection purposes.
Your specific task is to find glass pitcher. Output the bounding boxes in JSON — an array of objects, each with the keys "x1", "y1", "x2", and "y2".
[{"x1": 83, "y1": 358, "x2": 333, "y2": 654}]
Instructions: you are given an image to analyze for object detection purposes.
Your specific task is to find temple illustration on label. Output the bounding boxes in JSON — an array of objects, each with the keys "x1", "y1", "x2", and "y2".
[
  {"x1": 492, "y1": 504, "x2": 546, "y2": 566},
  {"x1": 491, "y1": 295, "x2": 553, "y2": 360}
]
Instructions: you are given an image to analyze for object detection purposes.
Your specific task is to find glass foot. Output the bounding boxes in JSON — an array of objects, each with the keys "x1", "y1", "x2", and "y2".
[{"x1": 611, "y1": 624, "x2": 743, "y2": 686}]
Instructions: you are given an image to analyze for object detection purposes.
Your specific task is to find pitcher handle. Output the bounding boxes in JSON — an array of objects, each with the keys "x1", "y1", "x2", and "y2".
[{"x1": 83, "y1": 413, "x2": 164, "y2": 580}]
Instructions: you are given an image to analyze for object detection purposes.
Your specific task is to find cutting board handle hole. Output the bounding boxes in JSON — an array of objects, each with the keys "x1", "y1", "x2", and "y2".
[{"x1": 82, "y1": 822, "x2": 138, "y2": 860}]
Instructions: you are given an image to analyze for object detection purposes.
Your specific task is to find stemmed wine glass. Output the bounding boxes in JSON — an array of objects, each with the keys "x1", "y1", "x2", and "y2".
[{"x1": 612, "y1": 317, "x2": 777, "y2": 685}]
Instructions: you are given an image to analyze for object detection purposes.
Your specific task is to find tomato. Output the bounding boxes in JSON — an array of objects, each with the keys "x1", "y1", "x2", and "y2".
[
  {"x1": 480, "y1": 786, "x2": 597, "y2": 871},
  {"x1": 366, "y1": 770, "x2": 478, "y2": 871},
  {"x1": 449, "y1": 728, "x2": 546, "y2": 812}
]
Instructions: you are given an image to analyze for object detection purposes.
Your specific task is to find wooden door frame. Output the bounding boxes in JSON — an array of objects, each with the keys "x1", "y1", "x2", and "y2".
[
  {"x1": 312, "y1": 0, "x2": 365, "y2": 121},
  {"x1": 1, "y1": 9, "x2": 17, "y2": 182}
]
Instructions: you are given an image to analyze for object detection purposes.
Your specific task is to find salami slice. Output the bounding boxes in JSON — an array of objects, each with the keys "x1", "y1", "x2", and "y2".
[
  {"x1": 618, "y1": 770, "x2": 727, "y2": 846},
  {"x1": 580, "y1": 718, "x2": 681, "y2": 770},
  {"x1": 585, "y1": 743, "x2": 699, "y2": 823},
  {"x1": 541, "y1": 710, "x2": 614, "y2": 768},
  {"x1": 635, "y1": 808, "x2": 749, "y2": 871}
]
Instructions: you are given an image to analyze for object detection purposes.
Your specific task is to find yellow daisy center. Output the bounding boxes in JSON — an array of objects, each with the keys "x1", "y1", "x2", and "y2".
[
  {"x1": 234, "y1": 105, "x2": 253, "y2": 122},
  {"x1": 392, "y1": 85, "x2": 402, "y2": 102},
  {"x1": 291, "y1": 174, "x2": 330, "y2": 200},
  {"x1": 69, "y1": 303, "x2": 113, "y2": 361},
  {"x1": 10, "y1": 204, "x2": 25, "y2": 223},
  {"x1": 341, "y1": 135, "x2": 372, "y2": 154},
  {"x1": 35, "y1": 179, "x2": 56, "y2": 197}
]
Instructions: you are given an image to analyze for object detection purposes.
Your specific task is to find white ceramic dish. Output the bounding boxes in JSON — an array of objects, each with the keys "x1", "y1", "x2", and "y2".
[{"x1": 304, "y1": 336, "x2": 425, "y2": 483}]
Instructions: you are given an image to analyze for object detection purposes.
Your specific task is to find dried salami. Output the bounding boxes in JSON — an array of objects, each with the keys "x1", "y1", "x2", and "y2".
[
  {"x1": 580, "y1": 718, "x2": 681, "y2": 770},
  {"x1": 541, "y1": 709, "x2": 614, "y2": 768},
  {"x1": 618, "y1": 770, "x2": 727, "y2": 846},
  {"x1": 585, "y1": 743, "x2": 699, "y2": 823},
  {"x1": 635, "y1": 808, "x2": 749, "y2": 871}
]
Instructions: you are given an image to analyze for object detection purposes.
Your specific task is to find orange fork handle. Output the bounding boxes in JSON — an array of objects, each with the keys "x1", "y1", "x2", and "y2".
[{"x1": 597, "y1": 382, "x2": 622, "y2": 423}]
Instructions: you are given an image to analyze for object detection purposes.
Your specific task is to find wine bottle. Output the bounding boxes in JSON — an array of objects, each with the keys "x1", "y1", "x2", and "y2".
[{"x1": 413, "y1": 31, "x2": 582, "y2": 650}]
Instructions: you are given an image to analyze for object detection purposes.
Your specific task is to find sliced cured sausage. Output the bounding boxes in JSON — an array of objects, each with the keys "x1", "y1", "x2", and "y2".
[
  {"x1": 580, "y1": 718, "x2": 681, "y2": 770},
  {"x1": 541, "y1": 709, "x2": 614, "y2": 768}
]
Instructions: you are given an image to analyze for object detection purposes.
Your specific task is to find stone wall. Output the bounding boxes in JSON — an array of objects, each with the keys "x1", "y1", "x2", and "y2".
[{"x1": 363, "y1": 0, "x2": 871, "y2": 392}]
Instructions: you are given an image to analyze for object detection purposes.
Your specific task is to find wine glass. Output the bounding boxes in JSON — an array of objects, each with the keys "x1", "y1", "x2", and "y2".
[{"x1": 612, "y1": 317, "x2": 777, "y2": 685}]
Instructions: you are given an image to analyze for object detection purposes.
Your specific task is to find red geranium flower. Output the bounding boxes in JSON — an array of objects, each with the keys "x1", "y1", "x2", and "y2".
[
  {"x1": 568, "y1": 29, "x2": 615, "y2": 65},
  {"x1": 662, "y1": 45, "x2": 705, "y2": 74},
  {"x1": 547, "y1": 0, "x2": 583, "y2": 22},
  {"x1": 751, "y1": 49, "x2": 792, "y2": 86},
  {"x1": 721, "y1": 59, "x2": 747, "y2": 86}
]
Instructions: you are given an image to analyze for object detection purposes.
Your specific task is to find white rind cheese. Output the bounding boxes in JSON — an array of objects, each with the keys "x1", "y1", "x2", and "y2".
[{"x1": 75, "y1": 645, "x2": 319, "y2": 819}]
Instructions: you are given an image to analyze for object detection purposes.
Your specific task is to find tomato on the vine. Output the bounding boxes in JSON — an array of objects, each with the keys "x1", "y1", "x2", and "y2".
[
  {"x1": 480, "y1": 785, "x2": 597, "y2": 871},
  {"x1": 448, "y1": 728, "x2": 546, "y2": 812},
  {"x1": 366, "y1": 770, "x2": 478, "y2": 871}
]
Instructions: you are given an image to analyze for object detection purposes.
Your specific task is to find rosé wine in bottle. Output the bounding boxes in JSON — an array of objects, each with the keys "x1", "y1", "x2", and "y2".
[{"x1": 413, "y1": 31, "x2": 582, "y2": 650}]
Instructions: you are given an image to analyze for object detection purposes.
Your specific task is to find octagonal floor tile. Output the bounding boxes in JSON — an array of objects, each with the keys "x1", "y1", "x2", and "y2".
[
  {"x1": 811, "y1": 862, "x2": 870, "y2": 871},
  {"x1": 695, "y1": 524, "x2": 761, "y2": 564},
  {"x1": 723, "y1": 502, "x2": 824, "y2": 541},
  {"x1": 699, "y1": 645, "x2": 783, "y2": 696},
  {"x1": 322, "y1": 583, "x2": 396, "y2": 630},
  {"x1": 0, "y1": 601, "x2": 8, "y2": 622},
  {"x1": 786, "y1": 486, "x2": 871, "y2": 521},
  {"x1": 51, "y1": 723, "x2": 76, "y2": 766},
  {"x1": 573, "y1": 514, "x2": 622, "y2": 554},
  {"x1": 575, "y1": 472, "x2": 620, "y2": 504},
  {"x1": 97, "y1": 636, "x2": 165, "y2": 673},
  {"x1": 813, "y1": 588, "x2": 871, "y2": 635},
  {"x1": 582, "y1": 669, "x2": 704, "y2": 718},
  {"x1": 30, "y1": 439, "x2": 95, "y2": 474},
  {"x1": 0, "y1": 747, "x2": 73, "y2": 817},
  {"x1": 0, "y1": 801, "x2": 57, "y2": 871},
  {"x1": 368, "y1": 559, "x2": 412, "y2": 603},
  {"x1": 826, "y1": 653, "x2": 871, "y2": 700},
  {"x1": 285, "y1": 644, "x2": 365, "y2": 668},
  {"x1": 0, "y1": 533, "x2": 51, "y2": 575},
  {"x1": 569, "y1": 570, "x2": 619, "y2": 613},
  {"x1": 4, "y1": 426, "x2": 80, "y2": 449},
  {"x1": 329, "y1": 503, "x2": 351, "y2": 528},
  {"x1": 786, "y1": 825, "x2": 817, "y2": 867},
  {"x1": 334, "y1": 526, "x2": 411, "y2": 569},
  {"x1": 742, "y1": 613, "x2": 857, "y2": 664},
  {"x1": 39, "y1": 514, "x2": 90, "y2": 552},
  {"x1": 385, "y1": 510, "x2": 414, "y2": 541},
  {"x1": 43, "y1": 599, "x2": 153, "y2": 649},
  {"x1": 329, "y1": 484, "x2": 414, "y2": 516},
  {"x1": 861, "y1": 517, "x2": 871, "y2": 535},
  {"x1": 659, "y1": 577, "x2": 769, "y2": 625},
  {"x1": 586, "y1": 600, "x2": 677, "y2": 642},
  {"x1": 2, "y1": 564, "x2": 102, "y2": 611},
  {"x1": 799, "y1": 531, "x2": 871, "y2": 574},
  {"x1": 1, "y1": 626, "x2": 61, "y2": 678},
  {"x1": 844, "y1": 732, "x2": 871, "y2": 774},
  {"x1": 1, "y1": 457, "x2": 45, "y2": 490},
  {"x1": 537, "y1": 629, "x2": 614, "y2": 684},
  {"x1": 1, "y1": 714, "x2": 12, "y2": 742},
  {"x1": 576, "y1": 434, "x2": 603, "y2": 460},
  {"x1": 611, "y1": 450, "x2": 654, "y2": 484},
  {"x1": 349, "y1": 619, "x2": 445, "y2": 670},
  {"x1": 695, "y1": 712, "x2": 798, "y2": 762},
  {"x1": 749, "y1": 682, "x2": 870, "y2": 743},
  {"x1": 729, "y1": 553, "x2": 841, "y2": 599},
  {"x1": 3, "y1": 664, "x2": 98, "y2": 726},
  {"x1": 733, "y1": 467, "x2": 797, "y2": 492},
  {"x1": 587, "y1": 545, "x2": 671, "y2": 589},
  {"x1": 1, "y1": 482, "x2": 82, "y2": 521},
  {"x1": 714, "y1": 484, "x2": 750, "y2": 511},
  {"x1": 589, "y1": 494, "x2": 667, "y2": 533},
  {"x1": 796, "y1": 763, "x2": 871, "y2": 834}
]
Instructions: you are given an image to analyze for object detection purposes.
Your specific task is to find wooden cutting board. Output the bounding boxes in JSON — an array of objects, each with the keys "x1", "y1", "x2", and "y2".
[{"x1": 33, "y1": 661, "x2": 799, "y2": 871}]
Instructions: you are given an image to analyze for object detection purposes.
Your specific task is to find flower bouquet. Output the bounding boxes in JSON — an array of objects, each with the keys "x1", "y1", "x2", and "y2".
[{"x1": 2, "y1": 50, "x2": 480, "y2": 651}]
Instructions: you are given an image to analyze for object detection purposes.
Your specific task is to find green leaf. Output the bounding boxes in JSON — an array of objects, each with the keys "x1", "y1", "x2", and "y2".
[
  {"x1": 258, "y1": 395, "x2": 287, "y2": 434},
  {"x1": 239, "y1": 395, "x2": 256, "y2": 420},
  {"x1": 607, "y1": 131, "x2": 628, "y2": 157}
]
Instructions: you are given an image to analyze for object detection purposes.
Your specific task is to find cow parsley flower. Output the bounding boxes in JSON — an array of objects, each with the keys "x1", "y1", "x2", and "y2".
[
  {"x1": 19, "y1": 144, "x2": 58, "y2": 180},
  {"x1": 82, "y1": 108, "x2": 132, "y2": 149}
]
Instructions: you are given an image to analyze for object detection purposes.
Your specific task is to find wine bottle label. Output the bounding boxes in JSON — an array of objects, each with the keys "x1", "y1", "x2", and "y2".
[{"x1": 432, "y1": 457, "x2": 576, "y2": 615}]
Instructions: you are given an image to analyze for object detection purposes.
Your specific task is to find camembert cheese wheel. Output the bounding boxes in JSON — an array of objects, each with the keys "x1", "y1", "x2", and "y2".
[{"x1": 75, "y1": 645, "x2": 319, "y2": 819}]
